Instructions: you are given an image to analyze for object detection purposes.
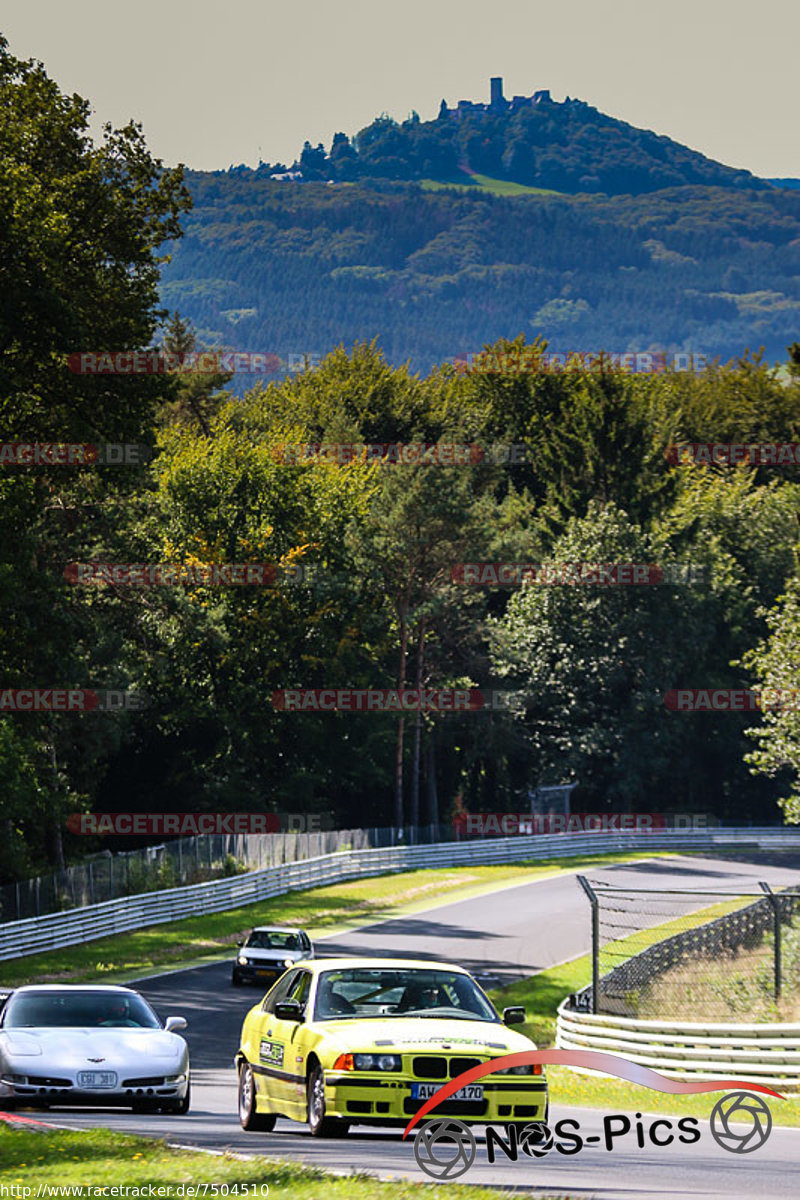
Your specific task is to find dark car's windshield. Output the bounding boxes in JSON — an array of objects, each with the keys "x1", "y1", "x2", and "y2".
[
  {"x1": 3, "y1": 990, "x2": 162, "y2": 1029},
  {"x1": 313, "y1": 968, "x2": 499, "y2": 1022},
  {"x1": 246, "y1": 931, "x2": 300, "y2": 950}
]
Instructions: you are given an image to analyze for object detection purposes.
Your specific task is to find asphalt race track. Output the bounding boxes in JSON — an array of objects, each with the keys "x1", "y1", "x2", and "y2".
[{"x1": 18, "y1": 854, "x2": 800, "y2": 1198}]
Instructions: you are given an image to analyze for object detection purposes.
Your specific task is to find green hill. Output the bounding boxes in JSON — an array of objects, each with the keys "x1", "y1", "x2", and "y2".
[
  {"x1": 161, "y1": 172, "x2": 800, "y2": 375},
  {"x1": 273, "y1": 78, "x2": 768, "y2": 197}
]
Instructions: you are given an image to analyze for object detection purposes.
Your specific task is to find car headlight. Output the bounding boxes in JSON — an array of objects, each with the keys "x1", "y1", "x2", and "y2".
[
  {"x1": 496, "y1": 1063, "x2": 541, "y2": 1075},
  {"x1": 340, "y1": 1053, "x2": 401, "y2": 1072},
  {"x1": 1, "y1": 1074, "x2": 26, "y2": 1084},
  {"x1": 237, "y1": 956, "x2": 248, "y2": 965},
  {"x1": 164, "y1": 1074, "x2": 187, "y2": 1084},
  {"x1": 283, "y1": 957, "x2": 294, "y2": 968}
]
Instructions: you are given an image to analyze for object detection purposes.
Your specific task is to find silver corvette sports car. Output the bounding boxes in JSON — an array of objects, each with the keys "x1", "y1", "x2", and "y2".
[{"x1": 0, "y1": 985, "x2": 190, "y2": 1113}]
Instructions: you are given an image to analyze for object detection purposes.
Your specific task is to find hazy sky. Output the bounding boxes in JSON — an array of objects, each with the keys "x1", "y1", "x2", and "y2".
[{"x1": 4, "y1": 0, "x2": 798, "y2": 177}]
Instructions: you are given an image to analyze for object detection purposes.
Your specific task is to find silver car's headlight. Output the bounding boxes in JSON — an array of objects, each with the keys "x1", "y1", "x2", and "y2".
[
  {"x1": 237, "y1": 956, "x2": 248, "y2": 965},
  {"x1": 164, "y1": 1074, "x2": 187, "y2": 1083},
  {"x1": 1, "y1": 1073, "x2": 26, "y2": 1084},
  {"x1": 283, "y1": 957, "x2": 294, "y2": 968}
]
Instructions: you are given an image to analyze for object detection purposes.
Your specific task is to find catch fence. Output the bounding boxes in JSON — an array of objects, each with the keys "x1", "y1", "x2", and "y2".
[
  {"x1": 575, "y1": 876, "x2": 800, "y2": 1021},
  {"x1": 0, "y1": 824, "x2": 449, "y2": 923}
]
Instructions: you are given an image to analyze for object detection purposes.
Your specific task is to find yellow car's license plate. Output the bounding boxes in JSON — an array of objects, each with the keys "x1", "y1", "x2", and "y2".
[{"x1": 411, "y1": 1083, "x2": 483, "y2": 1101}]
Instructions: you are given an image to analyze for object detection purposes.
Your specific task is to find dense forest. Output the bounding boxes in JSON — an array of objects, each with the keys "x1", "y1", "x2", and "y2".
[
  {"x1": 161, "y1": 172, "x2": 800, "y2": 374},
  {"x1": 4, "y1": 39, "x2": 800, "y2": 885}
]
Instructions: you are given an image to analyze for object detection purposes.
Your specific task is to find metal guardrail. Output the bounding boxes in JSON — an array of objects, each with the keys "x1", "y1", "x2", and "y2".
[
  {"x1": 1, "y1": 825, "x2": 436, "y2": 922},
  {"x1": 556, "y1": 1002, "x2": 800, "y2": 1088},
  {"x1": 2, "y1": 827, "x2": 799, "y2": 963}
]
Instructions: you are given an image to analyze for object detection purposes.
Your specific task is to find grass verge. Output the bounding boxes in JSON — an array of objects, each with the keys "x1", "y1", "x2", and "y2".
[
  {"x1": 636, "y1": 916, "x2": 800, "y2": 1023},
  {"x1": 420, "y1": 174, "x2": 562, "y2": 197},
  {"x1": 0, "y1": 1126, "x2": 574, "y2": 1196},
  {"x1": 545, "y1": 1065, "x2": 800, "y2": 1125},
  {"x1": 2, "y1": 852, "x2": 676, "y2": 988}
]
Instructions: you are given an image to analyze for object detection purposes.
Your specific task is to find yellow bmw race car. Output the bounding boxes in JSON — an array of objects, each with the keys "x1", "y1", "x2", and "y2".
[{"x1": 235, "y1": 956, "x2": 547, "y2": 1137}]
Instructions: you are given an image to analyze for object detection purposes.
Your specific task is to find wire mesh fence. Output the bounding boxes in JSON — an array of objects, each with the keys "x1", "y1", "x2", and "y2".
[
  {"x1": 0, "y1": 823, "x2": 453, "y2": 923},
  {"x1": 577, "y1": 878, "x2": 800, "y2": 1021}
]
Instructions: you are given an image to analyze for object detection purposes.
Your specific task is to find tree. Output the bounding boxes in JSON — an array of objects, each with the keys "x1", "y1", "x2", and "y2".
[
  {"x1": 355, "y1": 464, "x2": 494, "y2": 826},
  {"x1": 491, "y1": 502, "x2": 690, "y2": 807},
  {"x1": 156, "y1": 314, "x2": 233, "y2": 436},
  {"x1": 741, "y1": 581, "x2": 800, "y2": 822},
  {"x1": 0, "y1": 35, "x2": 190, "y2": 874}
]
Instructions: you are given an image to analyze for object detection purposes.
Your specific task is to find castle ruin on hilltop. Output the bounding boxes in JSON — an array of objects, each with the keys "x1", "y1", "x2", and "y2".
[{"x1": 445, "y1": 77, "x2": 554, "y2": 118}]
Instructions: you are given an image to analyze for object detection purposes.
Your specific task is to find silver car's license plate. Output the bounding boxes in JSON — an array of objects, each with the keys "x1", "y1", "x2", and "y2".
[
  {"x1": 77, "y1": 1070, "x2": 117, "y2": 1088},
  {"x1": 411, "y1": 1083, "x2": 483, "y2": 1101}
]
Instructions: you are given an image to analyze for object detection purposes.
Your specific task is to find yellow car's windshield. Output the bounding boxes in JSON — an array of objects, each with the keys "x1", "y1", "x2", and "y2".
[{"x1": 313, "y1": 967, "x2": 498, "y2": 1021}]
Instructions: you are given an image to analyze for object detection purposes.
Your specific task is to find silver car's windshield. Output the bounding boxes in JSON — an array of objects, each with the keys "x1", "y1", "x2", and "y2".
[
  {"x1": 247, "y1": 931, "x2": 299, "y2": 950},
  {"x1": 3, "y1": 991, "x2": 162, "y2": 1029},
  {"x1": 313, "y1": 968, "x2": 499, "y2": 1021}
]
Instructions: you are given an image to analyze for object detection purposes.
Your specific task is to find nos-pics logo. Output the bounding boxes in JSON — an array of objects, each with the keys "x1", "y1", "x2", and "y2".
[{"x1": 404, "y1": 1050, "x2": 780, "y2": 1181}]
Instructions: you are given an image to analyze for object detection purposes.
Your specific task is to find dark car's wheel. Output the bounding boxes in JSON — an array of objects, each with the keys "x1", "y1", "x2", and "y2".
[
  {"x1": 232, "y1": 970, "x2": 244, "y2": 986},
  {"x1": 307, "y1": 1062, "x2": 349, "y2": 1138},
  {"x1": 238, "y1": 1061, "x2": 276, "y2": 1131},
  {"x1": 163, "y1": 1080, "x2": 191, "y2": 1115}
]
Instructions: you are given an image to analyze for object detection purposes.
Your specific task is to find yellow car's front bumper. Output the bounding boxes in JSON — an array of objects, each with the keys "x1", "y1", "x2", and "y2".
[{"x1": 324, "y1": 1070, "x2": 548, "y2": 1126}]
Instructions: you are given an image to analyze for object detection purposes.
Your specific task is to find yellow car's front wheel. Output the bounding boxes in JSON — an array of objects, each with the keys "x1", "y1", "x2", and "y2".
[
  {"x1": 307, "y1": 1062, "x2": 349, "y2": 1138},
  {"x1": 238, "y1": 1061, "x2": 276, "y2": 1132}
]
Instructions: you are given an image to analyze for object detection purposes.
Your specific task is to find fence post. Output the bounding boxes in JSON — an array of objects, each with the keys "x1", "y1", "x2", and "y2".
[
  {"x1": 759, "y1": 882, "x2": 781, "y2": 1000},
  {"x1": 577, "y1": 874, "x2": 599, "y2": 1014}
]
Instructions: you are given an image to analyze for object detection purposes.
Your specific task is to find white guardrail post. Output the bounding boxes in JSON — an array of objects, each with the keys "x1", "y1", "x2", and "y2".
[{"x1": 1, "y1": 828, "x2": 799, "y2": 963}]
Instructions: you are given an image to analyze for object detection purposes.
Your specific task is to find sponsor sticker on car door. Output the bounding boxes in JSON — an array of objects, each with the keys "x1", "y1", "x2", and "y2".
[{"x1": 259, "y1": 1038, "x2": 284, "y2": 1067}]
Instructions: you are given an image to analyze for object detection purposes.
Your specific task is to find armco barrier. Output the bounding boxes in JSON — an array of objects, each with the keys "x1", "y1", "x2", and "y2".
[
  {"x1": 1, "y1": 827, "x2": 799, "y2": 963},
  {"x1": 556, "y1": 1001, "x2": 800, "y2": 1089}
]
